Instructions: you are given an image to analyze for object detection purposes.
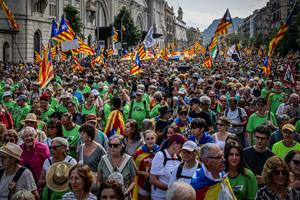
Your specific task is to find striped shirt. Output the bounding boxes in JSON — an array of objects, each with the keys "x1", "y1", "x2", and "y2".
[{"x1": 62, "y1": 192, "x2": 97, "y2": 200}]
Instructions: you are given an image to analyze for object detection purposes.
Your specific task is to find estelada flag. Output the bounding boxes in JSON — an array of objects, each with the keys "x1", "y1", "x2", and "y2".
[
  {"x1": 104, "y1": 110, "x2": 125, "y2": 138},
  {"x1": 37, "y1": 46, "x2": 54, "y2": 89},
  {"x1": 0, "y1": 0, "x2": 20, "y2": 30}
]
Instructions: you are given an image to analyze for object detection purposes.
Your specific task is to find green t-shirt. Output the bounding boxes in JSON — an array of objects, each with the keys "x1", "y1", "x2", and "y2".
[
  {"x1": 81, "y1": 103, "x2": 97, "y2": 115},
  {"x1": 130, "y1": 100, "x2": 150, "y2": 126},
  {"x1": 13, "y1": 104, "x2": 31, "y2": 130},
  {"x1": 56, "y1": 104, "x2": 68, "y2": 113},
  {"x1": 229, "y1": 169, "x2": 258, "y2": 200},
  {"x1": 41, "y1": 107, "x2": 55, "y2": 123},
  {"x1": 261, "y1": 88, "x2": 270, "y2": 99},
  {"x1": 272, "y1": 141, "x2": 300, "y2": 159},
  {"x1": 63, "y1": 124, "x2": 80, "y2": 158},
  {"x1": 246, "y1": 112, "x2": 277, "y2": 144},
  {"x1": 102, "y1": 103, "x2": 112, "y2": 127},
  {"x1": 142, "y1": 93, "x2": 150, "y2": 103},
  {"x1": 123, "y1": 103, "x2": 130, "y2": 123},
  {"x1": 2, "y1": 100, "x2": 16, "y2": 114},
  {"x1": 50, "y1": 97, "x2": 59, "y2": 110},
  {"x1": 150, "y1": 103, "x2": 161, "y2": 119},
  {"x1": 78, "y1": 86, "x2": 91, "y2": 94},
  {"x1": 268, "y1": 92, "x2": 284, "y2": 115},
  {"x1": 42, "y1": 186, "x2": 70, "y2": 200}
]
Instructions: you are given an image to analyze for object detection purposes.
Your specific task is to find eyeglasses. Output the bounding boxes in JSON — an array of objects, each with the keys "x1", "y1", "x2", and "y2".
[
  {"x1": 217, "y1": 123, "x2": 224, "y2": 126},
  {"x1": 273, "y1": 170, "x2": 288, "y2": 176},
  {"x1": 207, "y1": 154, "x2": 224, "y2": 160},
  {"x1": 108, "y1": 143, "x2": 121, "y2": 148},
  {"x1": 52, "y1": 145, "x2": 62, "y2": 150},
  {"x1": 292, "y1": 160, "x2": 300, "y2": 166}
]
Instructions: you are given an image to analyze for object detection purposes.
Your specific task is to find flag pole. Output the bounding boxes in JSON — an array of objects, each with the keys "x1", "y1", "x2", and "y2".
[{"x1": 4, "y1": 19, "x2": 24, "y2": 63}]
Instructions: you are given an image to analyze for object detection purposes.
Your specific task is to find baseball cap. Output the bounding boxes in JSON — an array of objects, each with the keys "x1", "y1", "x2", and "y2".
[
  {"x1": 3, "y1": 91, "x2": 11, "y2": 97},
  {"x1": 182, "y1": 140, "x2": 198, "y2": 152},
  {"x1": 169, "y1": 133, "x2": 186, "y2": 145},
  {"x1": 256, "y1": 97, "x2": 267, "y2": 105},
  {"x1": 282, "y1": 124, "x2": 295, "y2": 132}
]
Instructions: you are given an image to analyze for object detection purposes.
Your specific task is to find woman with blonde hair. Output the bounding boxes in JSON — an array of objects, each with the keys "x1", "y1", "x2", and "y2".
[
  {"x1": 256, "y1": 156, "x2": 300, "y2": 200},
  {"x1": 212, "y1": 116, "x2": 232, "y2": 150}
]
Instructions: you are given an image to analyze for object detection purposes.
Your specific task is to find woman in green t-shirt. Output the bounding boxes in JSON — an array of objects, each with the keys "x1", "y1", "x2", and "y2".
[{"x1": 225, "y1": 143, "x2": 258, "y2": 200}]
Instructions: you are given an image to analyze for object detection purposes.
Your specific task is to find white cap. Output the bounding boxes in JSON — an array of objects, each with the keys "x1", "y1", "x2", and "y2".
[
  {"x1": 3, "y1": 91, "x2": 11, "y2": 97},
  {"x1": 91, "y1": 89, "x2": 99, "y2": 96},
  {"x1": 182, "y1": 140, "x2": 198, "y2": 152}
]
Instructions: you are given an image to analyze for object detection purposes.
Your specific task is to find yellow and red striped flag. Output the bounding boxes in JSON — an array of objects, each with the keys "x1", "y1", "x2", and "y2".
[
  {"x1": 108, "y1": 48, "x2": 114, "y2": 57},
  {"x1": 50, "y1": 47, "x2": 56, "y2": 60},
  {"x1": 0, "y1": 0, "x2": 20, "y2": 30},
  {"x1": 59, "y1": 51, "x2": 67, "y2": 62},
  {"x1": 112, "y1": 27, "x2": 118, "y2": 43},
  {"x1": 52, "y1": 15, "x2": 75, "y2": 43},
  {"x1": 91, "y1": 53, "x2": 105, "y2": 68},
  {"x1": 137, "y1": 43, "x2": 146, "y2": 60},
  {"x1": 41, "y1": 45, "x2": 47, "y2": 58},
  {"x1": 203, "y1": 46, "x2": 212, "y2": 68},
  {"x1": 37, "y1": 46, "x2": 54, "y2": 89},
  {"x1": 130, "y1": 52, "x2": 142, "y2": 75},
  {"x1": 71, "y1": 56, "x2": 84, "y2": 73},
  {"x1": 214, "y1": 9, "x2": 232, "y2": 36},
  {"x1": 160, "y1": 48, "x2": 169, "y2": 62},
  {"x1": 34, "y1": 51, "x2": 42, "y2": 65},
  {"x1": 75, "y1": 38, "x2": 94, "y2": 55}
]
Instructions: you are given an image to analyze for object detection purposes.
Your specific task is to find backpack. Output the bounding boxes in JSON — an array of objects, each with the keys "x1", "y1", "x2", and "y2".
[
  {"x1": 176, "y1": 162, "x2": 201, "y2": 180},
  {"x1": 161, "y1": 149, "x2": 181, "y2": 167},
  {"x1": 0, "y1": 167, "x2": 26, "y2": 199},
  {"x1": 102, "y1": 154, "x2": 131, "y2": 185},
  {"x1": 225, "y1": 107, "x2": 244, "y2": 122}
]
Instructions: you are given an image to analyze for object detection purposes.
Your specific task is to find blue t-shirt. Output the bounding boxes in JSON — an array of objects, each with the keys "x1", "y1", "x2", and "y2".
[{"x1": 188, "y1": 132, "x2": 215, "y2": 146}]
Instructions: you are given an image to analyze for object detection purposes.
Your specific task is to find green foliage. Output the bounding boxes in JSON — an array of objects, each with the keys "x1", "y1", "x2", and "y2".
[
  {"x1": 64, "y1": 5, "x2": 82, "y2": 36},
  {"x1": 114, "y1": 7, "x2": 141, "y2": 47}
]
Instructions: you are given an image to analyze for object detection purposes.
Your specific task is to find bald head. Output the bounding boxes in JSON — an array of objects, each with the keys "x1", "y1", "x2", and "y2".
[{"x1": 166, "y1": 181, "x2": 196, "y2": 200}]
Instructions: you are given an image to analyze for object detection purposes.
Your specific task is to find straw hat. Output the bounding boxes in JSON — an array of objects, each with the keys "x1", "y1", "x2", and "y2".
[
  {"x1": 46, "y1": 162, "x2": 72, "y2": 192},
  {"x1": 0, "y1": 142, "x2": 23, "y2": 161},
  {"x1": 21, "y1": 113, "x2": 39, "y2": 125}
]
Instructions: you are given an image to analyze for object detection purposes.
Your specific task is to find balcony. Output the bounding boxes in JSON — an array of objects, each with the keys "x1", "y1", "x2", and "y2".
[{"x1": 86, "y1": 0, "x2": 96, "y2": 12}]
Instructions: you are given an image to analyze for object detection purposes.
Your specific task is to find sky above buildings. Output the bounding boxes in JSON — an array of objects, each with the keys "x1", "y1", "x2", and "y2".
[{"x1": 167, "y1": 0, "x2": 269, "y2": 31}]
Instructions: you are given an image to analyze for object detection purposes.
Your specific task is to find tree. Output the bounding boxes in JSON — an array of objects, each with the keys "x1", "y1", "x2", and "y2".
[
  {"x1": 114, "y1": 7, "x2": 141, "y2": 47},
  {"x1": 64, "y1": 5, "x2": 82, "y2": 36}
]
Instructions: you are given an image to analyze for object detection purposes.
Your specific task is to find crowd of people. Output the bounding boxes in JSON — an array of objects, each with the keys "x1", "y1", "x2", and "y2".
[{"x1": 0, "y1": 51, "x2": 299, "y2": 200}]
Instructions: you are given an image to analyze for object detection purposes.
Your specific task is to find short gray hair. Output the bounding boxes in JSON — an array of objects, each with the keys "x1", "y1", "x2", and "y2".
[
  {"x1": 200, "y1": 143, "x2": 219, "y2": 161},
  {"x1": 200, "y1": 96, "x2": 211, "y2": 105},
  {"x1": 12, "y1": 190, "x2": 35, "y2": 200},
  {"x1": 52, "y1": 137, "x2": 69, "y2": 150},
  {"x1": 277, "y1": 114, "x2": 290, "y2": 126},
  {"x1": 166, "y1": 181, "x2": 196, "y2": 200}
]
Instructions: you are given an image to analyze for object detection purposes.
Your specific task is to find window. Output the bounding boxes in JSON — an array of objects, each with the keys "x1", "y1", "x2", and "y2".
[
  {"x1": 49, "y1": 4, "x2": 56, "y2": 16},
  {"x1": 34, "y1": 1, "x2": 42, "y2": 13}
]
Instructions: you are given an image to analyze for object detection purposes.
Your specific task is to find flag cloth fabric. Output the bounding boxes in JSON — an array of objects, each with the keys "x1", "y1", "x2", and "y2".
[
  {"x1": 41, "y1": 45, "x2": 47, "y2": 59},
  {"x1": 108, "y1": 48, "x2": 114, "y2": 57},
  {"x1": 37, "y1": 46, "x2": 54, "y2": 89},
  {"x1": 51, "y1": 19, "x2": 59, "y2": 39},
  {"x1": 52, "y1": 15, "x2": 75, "y2": 42},
  {"x1": 104, "y1": 110, "x2": 125, "y2": 138},
  {"x1": 161, "y1": 48, "x2": 169, "y2": 62},
  {"x1": 137, "y1": 43, "x2": 146, "y2": 60},
  {"x1": 267, "y1": 3, "x2": 296, "y2": 57},
  {"x1": 130, "y1": 52, "x2": 142, "y2": 75},
  {"x1": 73, "y1": 37, "x2": 94, "y2": 55},
  {"x1": 0, "y1": 0, "x2": 20, "y2": 30},
  {"x1": 143, "y1": 26, "x2": 155, "y2": 49},
  {"x1": 132, "y1": 144, "x2": 160, "y2": 200},
  {"x1": 214, "y1": 9, "x2": 232, "y2": 36},
  {"x1": 191, "y1": 165, "x2": 236, "y2": 200},
  {"x1": 34, "y1": 51, "x2": 42, "y2": 65},
  {"x1": 112, "y1": 27, "x2": 118, "y2": 43},
  {"x1": 59, "y1": 51, "x2": 67, "y2": 62},
  {"x1": 209, "y1": 36, "x2": 218, "y2": 59},
  {"x1": 91, "y1": 53, "x2": 105, "y2": 67},
  {"x1": 262, "y1": 56, "x2": 271, "y2": 76},
  {"x1": 71, "y1": 56, "x2": 84, "y2": 73},
  {"x1": 226, "y1": 44, "x2": 241, "y2": 63},
  {"x1": 203, "y1": 46, "x2": 212, "y2": 68},
  {"x1": 50, "y1": 47, "x2": 56, "y2": 60}
]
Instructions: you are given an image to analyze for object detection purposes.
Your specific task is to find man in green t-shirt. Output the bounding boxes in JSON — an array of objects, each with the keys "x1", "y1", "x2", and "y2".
[
  {"x1": 129, "y1": 89, "x2": 150, "y2": 127},
  {"x1": 40, "y1": 93, "x2": 55, "y2": 124},
  {"x1": 268, "y1": 81, "x2": 285, "y2": 115},
  {"x1": 13, "y1": 95, "x2": 31, "y2": 130},
  {"x1": 246, "y1": 97, "x2": 278, "y2": 146},
  {"x1": 2, "y1": 91, "x2": 16, "y2": 114},
  {"x1": 272, "y1": 124, "x2": 300, "y2": 159},
  {"x1": 61, "y1": 112, "x2": 80, "y2": 158}
]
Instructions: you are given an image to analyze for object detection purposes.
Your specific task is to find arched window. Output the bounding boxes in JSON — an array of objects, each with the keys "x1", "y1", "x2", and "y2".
[
  {"x1": 3, "y1": 42, "x2": 10, "y2": 64},
  {"x1": 34, "y1": 30, "x2": 41, "y2": 54}
]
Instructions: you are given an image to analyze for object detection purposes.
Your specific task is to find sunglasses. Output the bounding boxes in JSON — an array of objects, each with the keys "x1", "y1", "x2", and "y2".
[
  {"x1": 108, "y1": 143, "x2": 121, "y2": 148},
  {"x1": 273, "y1": 170, "x2": 288, "y2": 176},
  {"x1": 51, "y1": 145, "x2": 62, "y2": 150},
  {"x1": 292, "y1": 160, "x2": 300, "y2": 166},
  {"x1": 217, "y1": 123, "x2": 224, "y2": 126}
]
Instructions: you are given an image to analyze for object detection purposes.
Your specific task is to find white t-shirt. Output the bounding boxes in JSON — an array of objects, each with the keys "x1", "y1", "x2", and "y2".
[
  {"x1": 0, "y1": 168, "x2": 37, "y2": 200},
  {"x1": 150, "y1": 150, "x2": 181, "y2": 200},
  {"x1": 43, "y1": 156, "x2": 77, "y2": 172},
  {"x1": 168, "y1": 161, "x2": 199, "y2": 185},
  {"x1": 225, "y1": 107, "x2": 247, "y2": 134}
]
